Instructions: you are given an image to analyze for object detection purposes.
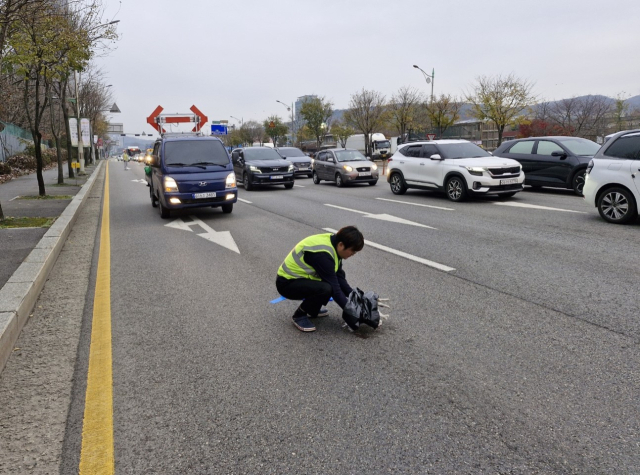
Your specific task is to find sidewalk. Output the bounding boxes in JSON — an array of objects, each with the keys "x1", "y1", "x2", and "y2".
[{"x1": 0, "y1": 161, "x2": 103, "y2": 373}]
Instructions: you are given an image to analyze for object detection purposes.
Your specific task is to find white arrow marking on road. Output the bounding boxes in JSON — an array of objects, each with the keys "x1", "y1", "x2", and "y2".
[
  {"x1": 165, "y1": 219, "x2": 196, "y2": 232},
  {"x1": 323, "y1": 228, "x2": 455, "y2": 272},
  {"x1": 294, "y1": 184, "x2": 305, "y2": 188},
  {"x1": 324, "y1": 204, "x2": 437, "y2": 229},
  {"x1": 164, "y1": 217, "x2": 240, "y2": 253},
  {"x1": 190, "y1": 216, "x2": 240, "y2": 254},
  {"x1": 493, "y1": 202, "x2": 587, "y2": 214},
  {"x1": 376, "y1": 197, "x2": 454, "y2": 211},
  {"x1": 131, "y1": 179, "x2": 146, "y2": 184}
]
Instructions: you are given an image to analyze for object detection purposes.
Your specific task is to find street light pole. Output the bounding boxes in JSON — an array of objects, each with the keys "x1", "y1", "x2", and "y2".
[
  {"x1": 413, "y1": 64, "x2": 434, "y2": 104},
  {"x1": 74, "y1": 69, "x2": 86, "y2": 174},
  {"x1": 276, "y1": 99, "x2": 295, "y2": 146}
]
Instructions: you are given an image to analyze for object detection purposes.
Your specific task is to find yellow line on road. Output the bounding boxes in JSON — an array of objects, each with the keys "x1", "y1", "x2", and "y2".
[{"x1": 79, "y1": 162, "x2": 114, "y2": 474}]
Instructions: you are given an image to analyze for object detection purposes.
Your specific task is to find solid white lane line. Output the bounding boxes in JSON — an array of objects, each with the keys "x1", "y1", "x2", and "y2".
[
  {"x1": 238, "y1": 198, "x2": 252, "y2": 204},
  {"x1": 294, "y1": 184, "x2": 305, "y2": 188},
  {"x1": 325, "y1": 204, "x2": 368, "y2": 214},
  {"x1": 376, "y1": 197, "x2": 455, "y2": 211},
  {"x1": 323, "y1": 228, "x2": 455, "y2": 272},
  {"x1": 9, "y1": 196, "x2": 19, "y2": 201},
  {"x1": 493, "y1": 202, "x2": 587, "y2": 214}
]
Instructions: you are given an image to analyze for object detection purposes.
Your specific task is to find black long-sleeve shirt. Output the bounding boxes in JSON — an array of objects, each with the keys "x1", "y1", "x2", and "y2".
[{"x1": 278, "y1": 234, "x2": 353, "y2": 308}]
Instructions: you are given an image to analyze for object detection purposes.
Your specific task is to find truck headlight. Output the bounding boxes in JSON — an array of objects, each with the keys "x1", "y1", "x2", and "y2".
[
  {"x1": 164, "y1": 176, "x2": 178, "y2": 192},
  {"x1": 226, "y1": 172, "x2": 236, "y2": 188},
  {"x1": 465, "y1": 166, "x2": 486, "y2": 177},
  {"x1": 343, "y1": 165, "x2": 353, "y2": 172},
  {"x1": 249, "y1": 165, "x2": 261, "y2": 173}
]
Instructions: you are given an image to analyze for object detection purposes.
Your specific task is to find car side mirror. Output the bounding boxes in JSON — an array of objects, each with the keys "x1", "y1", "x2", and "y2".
[
  {"x1": 551, "y1": 151, "x2": 568, "y2": 159},
  {"x1": 150, "y1": 155, "x2": 159, "y2": 167},
  {"x1": 430, "y1": 154, "x2": 443, "y2": 160},
  {"x1": 327, "y1": 157, "x2": 334, "y2": 163}
]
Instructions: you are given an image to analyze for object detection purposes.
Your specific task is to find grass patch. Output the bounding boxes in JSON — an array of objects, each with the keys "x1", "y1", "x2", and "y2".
[
  {"x1": 16, "y1": 194, "x2": 73, "y2": 200},
  {"x1": 0, "y1": 216, "x2": 55, "y2": 229}
]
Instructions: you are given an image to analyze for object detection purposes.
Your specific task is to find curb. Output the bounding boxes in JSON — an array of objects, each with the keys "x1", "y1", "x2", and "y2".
[{"x1": 0, "y1": 161, "x2": 104, "y2": 374}]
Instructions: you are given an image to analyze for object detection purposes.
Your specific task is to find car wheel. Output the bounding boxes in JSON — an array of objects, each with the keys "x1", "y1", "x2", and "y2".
[
  {"x1": 389, "y1": 172, "x2": 407, "y2": 195},
  {"x1": 159, "y1": 200, "x2": 170, "y2": 219},
  {"x1": 572, "y1": 170, "x2": 586, "y2": 196},
  {"x1": 312, "y1": 172, "x2": 321, "y2": 184},
  {"x1": 446, "y1": 176, "x2": 468, "y2": 202},
  {"x1": 243, "y1": 173, "x2": 253, "y2": 191},
  {"x1": 368, "y1": 180, "x2": 378, "y2": 186},
  {"x1": 284, "y1": 183, "x2": 294, "y2": 189},
  {"x1": 597, "y1": 187, "x2": 637, "y2": 224},
  {"x1": 150, "y1": 187, "x2": 158, "y2": 208},
  {"x1": 221, "y1": 203, "x2": 233, "y2": 214},
  {"x1": 335, "y1": 173, "x2": 344, "y2": 187}
]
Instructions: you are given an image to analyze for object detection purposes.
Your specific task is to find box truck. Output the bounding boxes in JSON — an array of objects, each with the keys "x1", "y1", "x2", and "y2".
[{"x1": 345, "y1": 133, "x2": 391, "y2": 160}]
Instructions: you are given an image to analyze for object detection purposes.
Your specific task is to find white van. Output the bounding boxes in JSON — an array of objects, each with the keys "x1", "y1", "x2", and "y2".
[{"x1": 345, "y1": 133, "x2": 391, "y2": 160}]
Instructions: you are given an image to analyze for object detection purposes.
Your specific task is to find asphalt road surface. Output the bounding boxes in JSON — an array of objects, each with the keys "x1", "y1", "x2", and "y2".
[{"x1": 34, "y1": 160, "x2": 640, "y2": 473}]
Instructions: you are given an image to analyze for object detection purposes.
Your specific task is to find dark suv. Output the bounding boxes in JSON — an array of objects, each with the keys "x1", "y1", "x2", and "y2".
[
  {"x1": 148, "y1": 134, "x2": 237, "y2": 218},
  {"x1": 231, "y1": 147, "x2": 294, "y2": 190},
  {"x1": 493, "y1": 136, "x2": 601, "y2": 195}
]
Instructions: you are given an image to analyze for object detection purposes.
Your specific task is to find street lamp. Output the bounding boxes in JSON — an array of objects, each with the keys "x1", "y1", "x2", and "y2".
[
  {"x1": 413, "y1": 64, "x2": 434, "y2": 103},
  {"x1": 230, "y1": 115, "x2": 243, "y2": 126},
  {"x1": 276, "y1": 99, "x2": 295, "y2": 146}
]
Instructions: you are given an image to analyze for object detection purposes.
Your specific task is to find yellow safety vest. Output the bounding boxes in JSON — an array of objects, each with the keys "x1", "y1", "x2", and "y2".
[{"x1": 277, "y1": 233, "x2": 339, "y2": 281}]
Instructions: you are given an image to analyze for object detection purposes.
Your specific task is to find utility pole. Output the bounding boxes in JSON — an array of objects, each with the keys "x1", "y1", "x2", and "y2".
[{"x1": 74, "y1": 70, "x2": 86, "y2": 175}]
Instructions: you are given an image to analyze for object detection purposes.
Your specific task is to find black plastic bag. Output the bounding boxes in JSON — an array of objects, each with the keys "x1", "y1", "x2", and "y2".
[{"x1": 342, "y1": 288, "x2": 380, "y2": 331}]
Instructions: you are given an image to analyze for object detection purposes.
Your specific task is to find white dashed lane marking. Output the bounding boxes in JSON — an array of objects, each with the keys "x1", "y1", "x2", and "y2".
[
  {"x1": 323, "y1": 227, "x2": 455, "y2": 272},
  {"x1": 493, "y1": 202, "x2": 587, "y2": 213},
  {"x1": 375, "y1": 197, "x2": 454, "y2": 211}
]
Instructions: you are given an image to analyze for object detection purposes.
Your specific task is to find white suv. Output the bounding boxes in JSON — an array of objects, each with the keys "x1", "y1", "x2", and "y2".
[
  {"x1": 387, "y1": 140, "x2": 524, "y2": 201},
  {"x1": 583, "y1": 130, "x2": 640, "y2": 224}
]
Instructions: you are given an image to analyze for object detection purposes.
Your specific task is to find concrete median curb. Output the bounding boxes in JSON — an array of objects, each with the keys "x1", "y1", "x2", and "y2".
[{"x1": 0, "y1": 161, "x2": 104, "y2": 374}]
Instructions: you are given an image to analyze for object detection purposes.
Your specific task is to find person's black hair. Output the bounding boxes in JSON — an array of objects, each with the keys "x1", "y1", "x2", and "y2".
[{"x1": 335, "y1": 225, "x2": 364, "y2": 252}]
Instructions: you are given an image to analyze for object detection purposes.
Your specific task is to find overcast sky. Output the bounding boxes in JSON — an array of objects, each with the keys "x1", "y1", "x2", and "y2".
[{"x1": 97, "y1": 0, "x2": 640, "y2": 136}]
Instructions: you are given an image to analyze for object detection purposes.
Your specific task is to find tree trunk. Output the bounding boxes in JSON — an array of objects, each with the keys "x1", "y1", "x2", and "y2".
[
  {"x1": 497, "y1": 124, "x2": 505, "y2": 147},
  {"x1": 34, "y1": 132, "x2": 45, "y2": 196},
  {"x1": 56, "y1": 138, "x2": 63, "y2": 184},
  {"x1": 0, "y1": 200, "x2": 4, "y2": 221},
  {"x1": 61, "y1": 82, "x2": 74, "y2": 178}
]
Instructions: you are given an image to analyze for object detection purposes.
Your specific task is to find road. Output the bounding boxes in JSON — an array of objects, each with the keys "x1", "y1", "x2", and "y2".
[{"x1": 8, "y1": 159, "x2": 640, "y2": 473}]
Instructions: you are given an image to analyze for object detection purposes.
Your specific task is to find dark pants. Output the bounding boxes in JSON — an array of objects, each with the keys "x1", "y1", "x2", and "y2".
[{"x1": 276, "y1": 278, "x2": 332, "y2": 317}]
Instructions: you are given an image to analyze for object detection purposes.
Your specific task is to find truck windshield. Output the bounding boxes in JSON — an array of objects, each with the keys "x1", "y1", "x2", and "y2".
[
  {"x1": 374, "y1": 141, "x2": 390, "y2": 149},
  {"x1": 164, "y1": 140, "x2": 229, "y2": 166}
]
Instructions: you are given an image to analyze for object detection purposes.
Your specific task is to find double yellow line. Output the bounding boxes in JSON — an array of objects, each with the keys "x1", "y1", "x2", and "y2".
[{"x1": 79, "y1": 162, "x2": 114, "y2": 474}]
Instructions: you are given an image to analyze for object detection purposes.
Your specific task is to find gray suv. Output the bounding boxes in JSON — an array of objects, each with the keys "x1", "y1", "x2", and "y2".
[{"x1": 231, "y1": 147, "x2": 295, "y2": 191}]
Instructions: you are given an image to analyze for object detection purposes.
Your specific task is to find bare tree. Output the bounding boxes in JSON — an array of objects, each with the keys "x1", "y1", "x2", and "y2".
[
  {"x1": 547, "y1": 95, "x2": 612, "y2": 139},
  {"x1": 241, "y1": 120, "x2": 265, "y2": 145},
  {"x1": 426, "y1": 94, "x2": 463, "y2": 138},
  {"x1": 343, "y1": 88, "x2": 387, "y2": 157},
  {"x1": 388, "y1": 86, "x2": 422, "y2": 141},
  {"x1": 466, "y1": 74, "x2": 536, "y2": 146},
  {"x1": 330, "y1": 119, "x2": 356, "y2": 148}
]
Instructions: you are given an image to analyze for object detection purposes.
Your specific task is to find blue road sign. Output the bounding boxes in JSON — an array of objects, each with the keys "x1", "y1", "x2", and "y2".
[{"x1": 211, "y1": 124, "x2": 228, "y2": 135}]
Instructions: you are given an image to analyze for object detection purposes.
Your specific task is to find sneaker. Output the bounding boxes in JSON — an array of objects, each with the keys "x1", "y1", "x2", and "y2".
[
  {"x1": 292, "y1": 314, "x2": 316, "y2": 332},
  {"x1": 312, "y1": 307, "x2": 329, "y2": 318}
]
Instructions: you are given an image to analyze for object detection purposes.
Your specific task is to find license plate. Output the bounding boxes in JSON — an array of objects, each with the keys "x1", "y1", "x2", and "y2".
[
  {"x1": 193, "y1": 192, "x2": 216, "y2": 199},
  {"x1": 270, "y1": 175, "x2": 284, "y2": 180},
  {"x1": 500, "y1": 178, "x2": 518, "y2": 185},
  {"x1": 358, "y1": 172, "x2": 372, "y2": 176},
  {"x1": 297, "y1": 167, "x2": 309, "y2": 171}
]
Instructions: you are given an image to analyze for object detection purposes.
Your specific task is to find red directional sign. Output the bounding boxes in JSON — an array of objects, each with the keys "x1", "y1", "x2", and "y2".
[{"x1": 146, "y1": 105, "x2": 209, "y2": 133}]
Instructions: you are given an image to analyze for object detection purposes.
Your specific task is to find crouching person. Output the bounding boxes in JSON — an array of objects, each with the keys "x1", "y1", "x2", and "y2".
[{"x1": 276, "y1": 226, "x2": 364, "y2": 332}]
